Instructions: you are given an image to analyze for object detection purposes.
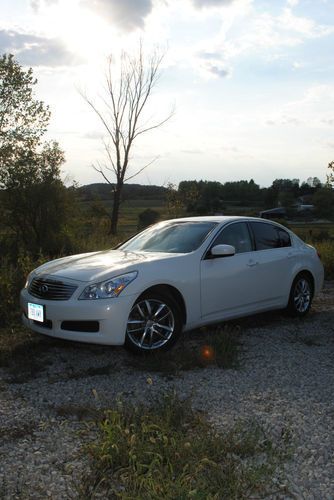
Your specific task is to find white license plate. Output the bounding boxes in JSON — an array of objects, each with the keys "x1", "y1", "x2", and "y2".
[{"x1": 28, "y1": 303, "x2": 44, "y2": 322}]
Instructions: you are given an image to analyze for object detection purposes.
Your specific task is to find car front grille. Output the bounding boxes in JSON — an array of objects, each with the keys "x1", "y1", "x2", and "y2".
[{"x1": 29, "y1": 277, "x2": 77, "y2": 301}]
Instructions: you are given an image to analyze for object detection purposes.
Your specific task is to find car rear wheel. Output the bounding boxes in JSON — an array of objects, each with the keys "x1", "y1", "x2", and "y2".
[
  {"x1": 125, "y1": 292, "x2": 182, "y2": 353},
  {"x1": 287, "y1": 273, "x2": 313, "y2": 317}
]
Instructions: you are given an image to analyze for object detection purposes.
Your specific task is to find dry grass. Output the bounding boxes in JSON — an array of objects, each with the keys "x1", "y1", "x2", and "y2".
[
  {"x1": 314, "y1": 240, "x2": 334, "y2": 279},
  {"x1": 78, "y1": 392, "x2": 287, "y2": 499}
]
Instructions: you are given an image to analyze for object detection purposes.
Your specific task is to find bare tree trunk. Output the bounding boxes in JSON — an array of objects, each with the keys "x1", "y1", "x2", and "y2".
[
  {"x1": 110, "y1": 184, "x2": 122, "y2": 235},
  {"x1": 81, "y1": 43, "x2": 172, "y2": 235}
]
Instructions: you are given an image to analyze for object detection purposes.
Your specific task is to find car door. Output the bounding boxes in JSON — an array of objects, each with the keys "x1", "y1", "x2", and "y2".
[
  {"x1": 248, "y1": 221, "x2": 294, "y2": 306},
  {"x1": 200, "y1": 221, "x2": 261, "y2": 320}
]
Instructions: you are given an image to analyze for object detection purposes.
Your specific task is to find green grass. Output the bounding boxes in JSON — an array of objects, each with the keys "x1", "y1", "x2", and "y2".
[
  {"x1": 79, "y1": 392, "x2": 287, "y2": 499},
  {"x1": 286, "y1": 223, "x2": 334, "y2": 279},
  {"x1": 81, "y1": 197, "x2": 166, "y2": 235},
  {"x1": 291, "y1": 222, "x2": 334, "y2": 241},
  {"x1": 313, "y1": 240, "x2": 334, "y2": 279}
]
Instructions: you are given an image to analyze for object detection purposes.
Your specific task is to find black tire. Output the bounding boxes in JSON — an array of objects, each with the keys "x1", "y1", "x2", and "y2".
[
  {"x1": 287, "y1": 273, "x2": 313, "y2": 317},
  {"x1": 124, "y1": 292, "x2": 182, "y2": 354}
]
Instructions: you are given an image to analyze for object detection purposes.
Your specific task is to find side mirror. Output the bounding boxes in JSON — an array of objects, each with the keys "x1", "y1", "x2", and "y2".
[{"x1": 210, "y1": 244, "x2": 236, "y2": 258}]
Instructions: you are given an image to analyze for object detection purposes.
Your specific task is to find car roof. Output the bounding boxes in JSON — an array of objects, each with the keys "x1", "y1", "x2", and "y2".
[{"x1": 162, "y1": 216, "x2": 263, "y2": 224}]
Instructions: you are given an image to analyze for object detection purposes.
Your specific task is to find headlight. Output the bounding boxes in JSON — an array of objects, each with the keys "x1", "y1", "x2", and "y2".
[
  {"x1": 24, "y1": 272, "x2": 34, "y2": 289},
  {"x1": 79, "y1": 271, "x2": 138, "y2": 300}
]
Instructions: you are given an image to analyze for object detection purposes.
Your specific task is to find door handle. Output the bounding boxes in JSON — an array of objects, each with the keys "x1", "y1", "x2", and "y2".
[{"x1": 247, "y1": 260, "x2": 258, "y2": 267}]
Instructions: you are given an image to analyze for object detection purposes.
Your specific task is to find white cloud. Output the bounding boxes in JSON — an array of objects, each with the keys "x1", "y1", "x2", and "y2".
[
  {"x1": 279, "y1": 7, "x2": 334, "y2": 37},
  {"x1": 192, "y1": 0, "x2": 235, "y2": 8},
  {"x1": 0, "y1": 29, "x2": 80, "y2": 66},
  {"x1": 205, "y1": 64, "x2": 230, "y2": 77},
  {"x1": 81, "y1": 0, "x2": 153, "y2": 31},
  {"x1": 196, "y1": 51, "x2": 230, "y2": 77},
  {"x1": 30, "y1": 0, "x2": 59, "y2": 12},
  {"x1": 166, "y1": 0, "x2": 334, "y2": 83},
  {"x1": 200, "y1": 6, "x2": 334, "y2": 69},
  {"x1": 292, "y1": 61, "x2": 305, "y2": 69},
  {"x1": 265, "y1": 85, "x2": 334, "y2": 129}
]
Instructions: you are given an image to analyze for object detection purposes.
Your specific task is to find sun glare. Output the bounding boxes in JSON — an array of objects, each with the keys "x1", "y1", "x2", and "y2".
[{"x1": 36, "y1": 0, "x2": 122, "y2": 63}]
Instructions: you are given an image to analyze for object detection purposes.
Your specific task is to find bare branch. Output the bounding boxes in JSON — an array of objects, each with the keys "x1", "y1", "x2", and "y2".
[
  {"x1": 81, "y1": 43, "x2": 170, "y2": 234},
  {"x1": 133, "y1": 109, "x2": 174, "y2": 139},
  {"x1": 124, "y1": 157, "x2": 159, "y2": 182},
  {"x1": 92, "y1": 163, "x2": 114, "y2": 185},
  {"x1": 79, "y1": 89, "x2": 117, "y2": 146}
]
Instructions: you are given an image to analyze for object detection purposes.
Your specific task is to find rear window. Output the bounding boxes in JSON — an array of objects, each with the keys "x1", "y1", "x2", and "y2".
[
  {"x1": 277, "y1": 228, "x2": 291, "y2": 247},
  {"x1": 250, "y1": 222, "x2": 291, "y2": 250}
]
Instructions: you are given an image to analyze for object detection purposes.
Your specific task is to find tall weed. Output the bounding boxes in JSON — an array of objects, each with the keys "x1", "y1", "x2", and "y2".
[
  {"x1": 0, "y1": 253, "x2": 46, "y2": 326},
  {"x1": 314, "y1": 240, "x2": 334, "y2": 279},
  {"x1": 80, "y1": 392, "x2": 284, "y2": 499}
]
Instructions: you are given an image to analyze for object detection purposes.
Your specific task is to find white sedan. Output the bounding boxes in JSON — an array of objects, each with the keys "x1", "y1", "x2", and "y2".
[{"x1": 20, "y1": 216, "x2": 324, "y2": 353}]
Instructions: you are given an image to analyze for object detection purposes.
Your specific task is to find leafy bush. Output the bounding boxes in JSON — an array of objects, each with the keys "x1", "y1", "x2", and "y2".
[
  {"x1": 0, "y1": 253, "x2": 46, "y2": 326},
  {"x1": 314, "y1": 240, "x2": 334, "y2": 279},
  {"x1": 312, "y1": 230, "x2": 331, "y2": 242},
  {"x1": 137, "y1": 208, "x2": 161, "y2": 230},
  {"x1": 81, "y1": 392, "x2": 282, "y2": 499}
]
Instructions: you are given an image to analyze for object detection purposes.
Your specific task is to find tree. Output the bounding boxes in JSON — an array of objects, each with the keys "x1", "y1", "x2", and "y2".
[
  {"x1": 166, "y1": 183, "x2": 183, "y2": 218},
  {"x1": 178, "y1": 180, "x2": 200, "y2": 212},
  {"x1": 278, "y1": 191, "x2": 295, "y2": 216},
  {"x1": 1, "y1": 141, "x2": 72, "y2": 255},
  {"x1": 313, "y1": 187, "x2": 334, "y2": 218},
  {"x1": 327, "y1": 161, "x2": 334, "y2": 187},
  {"x1": 306, "y1": 176, "x2": 322, "y2": 189},
  {"x1": 82, "y1": 44, "x2": 171, "y2": 235},
  {"x1": 0, "y1": 54, "x2": 71, "y2": 256},
  {"x1": 0, "y1": 54, "x2": 50, "y2": 165}
]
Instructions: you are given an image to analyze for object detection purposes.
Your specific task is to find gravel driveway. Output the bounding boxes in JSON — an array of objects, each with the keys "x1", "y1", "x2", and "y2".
[{"x1": 0, "y1": 283, "x2": 333, "y2": 499}]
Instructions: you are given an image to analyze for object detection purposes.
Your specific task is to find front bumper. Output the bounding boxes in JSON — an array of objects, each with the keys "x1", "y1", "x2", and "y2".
[{"x1": 20, "y1": 288, "x2": 137, "y2": 345}]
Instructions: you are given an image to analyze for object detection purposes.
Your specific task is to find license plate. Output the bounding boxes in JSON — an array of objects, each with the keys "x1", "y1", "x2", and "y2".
[{"x1": 28, "y1": 303, "x2": 44, "y2": 322}]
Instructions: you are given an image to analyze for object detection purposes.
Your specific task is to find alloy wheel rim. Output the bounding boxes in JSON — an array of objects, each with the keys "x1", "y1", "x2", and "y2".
[
  {"x1": 293, "y1": 279, "x2": 311, "y2": 313},
  {"x1": 127, "y1": 299, "x2": 175, "y2": 350}
]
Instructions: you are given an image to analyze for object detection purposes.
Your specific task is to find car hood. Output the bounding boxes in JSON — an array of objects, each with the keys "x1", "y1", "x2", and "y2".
[{"x1": 34, "y1": 249, "x2": 181, "y2": 283}]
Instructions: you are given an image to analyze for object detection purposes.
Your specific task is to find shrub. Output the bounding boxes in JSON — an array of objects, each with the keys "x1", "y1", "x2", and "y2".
[
  {"x1": 312, "y1": 230, "x2": 331, "y2": 242},
  {"x1": 0, "y1": 253, "x2": 46, "y2": 326},
  {"x1": 314, "y1": 240, "x2": 334, "y2": 279},
  {"x1": 137, "y1": 208, "x2": 160, "y2": 230},
  {"x1": 80, "y1": 392, "x2": 282, "y2": 499}
]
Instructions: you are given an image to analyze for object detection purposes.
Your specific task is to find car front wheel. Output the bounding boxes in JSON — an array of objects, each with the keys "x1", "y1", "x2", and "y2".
[
  {"x1": 287, "y1": 273, "x2": 313, "y2": 317},
  {"x1": 125, "y1": 292, "x2": 182, "y2": 353}
]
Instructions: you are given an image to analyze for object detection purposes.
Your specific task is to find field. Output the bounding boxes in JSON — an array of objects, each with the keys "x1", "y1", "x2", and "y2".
[{"x1": 117, "y1": 198, "x2": 166, "y2": 233}]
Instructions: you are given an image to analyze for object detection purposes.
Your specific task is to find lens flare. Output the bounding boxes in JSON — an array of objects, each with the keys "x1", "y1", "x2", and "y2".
[{"x1": 200, "y1": 345, "x2": 215, "y2": 362}]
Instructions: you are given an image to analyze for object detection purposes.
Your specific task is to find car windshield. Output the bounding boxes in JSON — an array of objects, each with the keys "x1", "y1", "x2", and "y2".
[{"x1": 119, "y1": 221, "x2": 217, "y2": 253}]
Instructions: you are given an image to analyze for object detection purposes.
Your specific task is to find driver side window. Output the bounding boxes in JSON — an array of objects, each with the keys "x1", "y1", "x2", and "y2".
[{"x1": 213, "y1": 222, "x2": 253, "y2": 254}]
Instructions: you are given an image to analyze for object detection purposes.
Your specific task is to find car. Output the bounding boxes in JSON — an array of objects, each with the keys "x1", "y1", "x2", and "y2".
[{"x1": 20, "y1": 216, "x2": 324, "y2": 353}]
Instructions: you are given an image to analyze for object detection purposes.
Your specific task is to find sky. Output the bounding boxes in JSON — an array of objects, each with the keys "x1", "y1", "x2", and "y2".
[{"x1": 1, "y1": 0, "x2": 334, "y2": 188}]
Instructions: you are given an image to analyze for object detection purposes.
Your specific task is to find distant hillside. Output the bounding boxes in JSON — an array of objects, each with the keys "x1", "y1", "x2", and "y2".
[{"x1": 78, "y1": 183, "x2": 167, "y2": 201}]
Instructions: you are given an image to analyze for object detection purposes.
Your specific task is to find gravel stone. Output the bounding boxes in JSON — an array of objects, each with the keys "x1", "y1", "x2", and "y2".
[{"x1": 0, "y1": 282, "x2": 333, "y2": 498}]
